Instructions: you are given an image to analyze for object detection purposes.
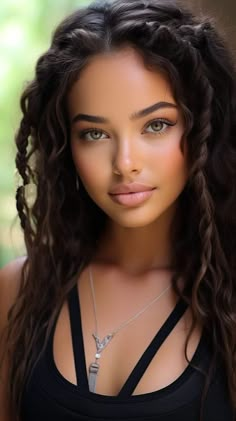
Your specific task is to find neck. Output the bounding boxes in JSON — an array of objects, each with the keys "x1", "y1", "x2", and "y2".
[{"x1": 94, "y1": 204, "x2": 176, "y2": 276}]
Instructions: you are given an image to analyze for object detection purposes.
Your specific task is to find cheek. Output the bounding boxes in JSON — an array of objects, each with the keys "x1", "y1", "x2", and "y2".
[
  {"x1": 71, "y1": 143, "x2": 109, "y2": 189},
  {"x1": 155, "y1": 141, "x2": 189, "y2": 185}
]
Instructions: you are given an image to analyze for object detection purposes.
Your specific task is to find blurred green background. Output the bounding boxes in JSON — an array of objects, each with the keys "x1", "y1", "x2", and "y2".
[
  {"x1": 0, "y1": 0, "x2": 235, "y2": 268},
  {"x1": 0, "y1": 0, "x2": 90, "y2": 268}
]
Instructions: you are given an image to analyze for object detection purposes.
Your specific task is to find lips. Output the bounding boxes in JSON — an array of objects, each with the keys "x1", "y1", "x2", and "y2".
[
  {"x1": 109, "y1": 183, "x2": 155, "y2": 195},
  {"x1": 109, "y1": 183, "x2": 156, "y2": 207}
]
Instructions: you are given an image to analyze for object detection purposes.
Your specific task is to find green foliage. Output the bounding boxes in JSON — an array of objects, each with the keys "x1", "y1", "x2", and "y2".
[{"x1": 0, "y1": 0, "x2": 90, "y2": 268}]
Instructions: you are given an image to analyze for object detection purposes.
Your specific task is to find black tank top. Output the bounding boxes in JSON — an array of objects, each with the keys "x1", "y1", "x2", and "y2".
[{"x1": 21, "y1": 285, "x2": 234, "y2": 420}]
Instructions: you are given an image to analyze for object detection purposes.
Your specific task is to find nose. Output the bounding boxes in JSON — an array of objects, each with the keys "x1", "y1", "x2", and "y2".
[{"x1": 112, "y1": 137, "x2": 142, "y2": 176}]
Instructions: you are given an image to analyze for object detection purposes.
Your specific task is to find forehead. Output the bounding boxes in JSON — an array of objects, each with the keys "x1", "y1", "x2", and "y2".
[{"x1": 67, "y1": 47, "x2": 175, "y2": 118}]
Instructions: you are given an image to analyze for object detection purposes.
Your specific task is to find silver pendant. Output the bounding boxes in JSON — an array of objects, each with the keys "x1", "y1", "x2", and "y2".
[
  {"x1": 88, "y1": 361, "x2": 99, "y2": 393},
  {"x1": 92, "y1": 333, "x2": 114, "y2": 352},
  {"x1": 88, "y1": 333, "x2": 114, "y2": 393}
]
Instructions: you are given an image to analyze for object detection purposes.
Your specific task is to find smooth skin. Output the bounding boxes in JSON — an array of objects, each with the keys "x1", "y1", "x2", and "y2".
[
  {"x1": 0, "y1": 48, "x2": 202, "y2": 418},
  {"x1": 69, "y1": 47, "x2": 189, "y2": 273}
]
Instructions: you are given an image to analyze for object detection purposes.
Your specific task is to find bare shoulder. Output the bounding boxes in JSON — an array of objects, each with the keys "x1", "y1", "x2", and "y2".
[
  {"x1": 0, "y1": 256, "x2": 27, "y2": 326},
  {"x1": 0, "y1": 255, "x2": 26, "y2": 278},
  {"x1": 0, "y1": 257, "x2": 26, "y2": 421}
]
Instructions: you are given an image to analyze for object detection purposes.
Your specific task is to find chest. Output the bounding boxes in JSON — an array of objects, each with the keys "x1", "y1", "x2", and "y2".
[{"x1": 53, "y1": 287, "x2": 202, "y2": 396}]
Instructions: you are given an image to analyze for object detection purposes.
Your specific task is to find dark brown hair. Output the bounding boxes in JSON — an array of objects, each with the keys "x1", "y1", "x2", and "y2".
[{"x1": 4, "y1": 0, "x2": 236, "y2": 419}]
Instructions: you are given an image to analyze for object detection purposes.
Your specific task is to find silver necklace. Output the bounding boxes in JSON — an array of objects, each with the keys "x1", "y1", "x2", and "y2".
[{"x1": 88, "y1": 265, "x2": 172, "y2": 393}]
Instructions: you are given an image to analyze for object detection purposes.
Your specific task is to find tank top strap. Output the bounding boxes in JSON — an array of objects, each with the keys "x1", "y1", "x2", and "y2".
[
  {"x1": 68, "y1": 283, "x2": 188, "y2": 397},
  {"x1": 68, "y1": 284, "x2": 89, "y2": 391},
  {"x1": 118, "y1": 298, "x2": 188, "y2": 397}
]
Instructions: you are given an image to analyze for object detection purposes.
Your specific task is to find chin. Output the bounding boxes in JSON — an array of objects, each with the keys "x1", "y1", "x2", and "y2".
[{"x1": 108, "y1": 211, "x2": 164, "y2": 229}]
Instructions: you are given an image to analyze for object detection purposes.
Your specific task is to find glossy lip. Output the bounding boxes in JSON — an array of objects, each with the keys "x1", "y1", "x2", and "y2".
[
  {"x1": 109, "y1": 183, "x2": 155, "y2": 195},
  {"x1": 109, "y1": 184, "x2": 157, "y2": 207}
]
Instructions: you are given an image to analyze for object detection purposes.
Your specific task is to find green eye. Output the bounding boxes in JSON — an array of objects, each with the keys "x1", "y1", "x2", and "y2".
[
  {"x1": 145, "y1": 119, "x2": 175, "y2": 135},
  {"x1": 148, "y1": 121, "x2": 164, "y2": 132},
  {"x1": 79, "y1": 129, "x2": 107, "y2": 141}
]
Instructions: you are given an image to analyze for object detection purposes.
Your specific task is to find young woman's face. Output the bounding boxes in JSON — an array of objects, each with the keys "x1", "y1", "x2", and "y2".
[{"x1": 68, "y1": 47, "x2": 189, "y2": 228}]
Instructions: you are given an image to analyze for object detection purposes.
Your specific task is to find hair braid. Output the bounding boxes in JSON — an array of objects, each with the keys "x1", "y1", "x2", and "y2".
[
  {"x1": 15, "y1": 120, "x2": 30, "y2": 184},
  {"x1": 15, "y1": 84, "x2": 38, "y2": 238},
  {"x1": 15, "y1": 116, "x2": 31, "y2": 231},
  {"x1": 180, "y1": 27, "x2": 236, "y2": 410}
]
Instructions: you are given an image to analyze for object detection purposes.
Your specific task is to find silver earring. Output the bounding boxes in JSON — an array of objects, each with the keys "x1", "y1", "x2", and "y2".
[{"x1": 76, "y1": 175, "x2": 80, "y2": 191}]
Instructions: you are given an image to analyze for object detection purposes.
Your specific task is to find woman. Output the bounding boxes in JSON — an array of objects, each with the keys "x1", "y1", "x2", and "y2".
[{"x1": 0, "y1": 0, "x2": 236, "y2": 419}]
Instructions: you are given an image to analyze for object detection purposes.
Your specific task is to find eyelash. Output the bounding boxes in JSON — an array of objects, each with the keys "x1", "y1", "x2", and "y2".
[{"x1": 77, "y1": 118, "x2": 176, "y2": 142}]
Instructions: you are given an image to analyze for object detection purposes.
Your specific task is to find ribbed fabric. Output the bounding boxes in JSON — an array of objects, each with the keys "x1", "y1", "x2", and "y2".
[{"x1": 21, "y1": 285, "x2": 234, "y2": 420}]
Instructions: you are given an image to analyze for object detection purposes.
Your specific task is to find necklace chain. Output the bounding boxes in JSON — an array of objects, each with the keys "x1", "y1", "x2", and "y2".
[
  {"x1": 89, "y1": 265, "x2": 172, "y2": 337},
  {"x1": 88, "y1": 265, "x2": 172, "y2": 393}
]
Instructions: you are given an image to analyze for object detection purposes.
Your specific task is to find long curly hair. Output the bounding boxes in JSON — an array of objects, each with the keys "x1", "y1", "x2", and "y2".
[{"x1": 4, "y1": 0, "x2": 236, "y2": 419}]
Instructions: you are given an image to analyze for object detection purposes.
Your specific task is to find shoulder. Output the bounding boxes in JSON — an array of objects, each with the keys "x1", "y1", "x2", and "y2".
[
  {"x1": 0, "y1": 256, "x2": 27, "y2": 327},
  {"x1": 0, "y1": 257, "x2": 27, "y2": 420}
]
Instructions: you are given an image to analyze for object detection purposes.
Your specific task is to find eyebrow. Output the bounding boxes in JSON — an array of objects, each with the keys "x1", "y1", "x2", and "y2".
[{"x1": 71, "y1": 101, "x2": 177, "y2": 124}]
